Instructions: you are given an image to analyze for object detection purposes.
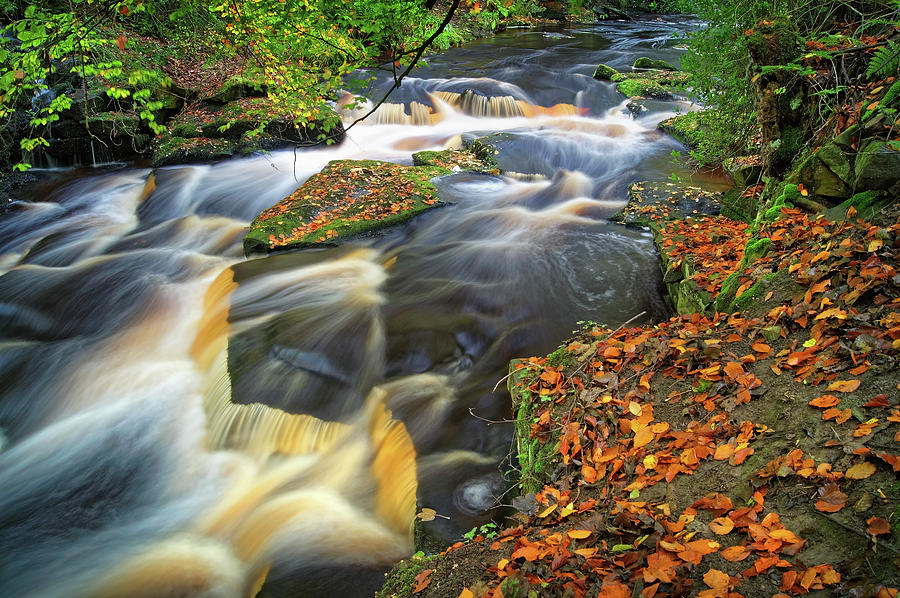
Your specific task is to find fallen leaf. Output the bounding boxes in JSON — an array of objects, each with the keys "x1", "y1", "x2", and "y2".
[
  {"x1": 413, "y1": 569, "x2": 433, "y2": 593},
  {"x1": 417, "y1": 508, "x2": 437, "y2": 521},
  {"x1": 458, "y1": 589, "x2": 474, "y2": 598},
  {"x1": 827, "y1": 379, "x2": 861, "y2": 393},
  {"x1": 721, "y1": 545, "x2": 751, "y2": 561},
  {"x1": 845, "y1": 461, "x2": 876, "y2": 480},
  {"x1": 809, "y1": 394, "x2": 840, "y2": 408},
  {"x1": 709, "y1": 517, "x2": 735, "y2": 535},
  {"x1": 815, "y1": 483, "x2": 847, "y2": 512},
  {"x1": 704, "y1": 568, "x2": 731, "y2": 590},
  {"x1": 567, "y1": 530, "x2": 592, "y2": 539},
  {"x1": 867, "y1": 516, "x2": 891, "y2": 536}
]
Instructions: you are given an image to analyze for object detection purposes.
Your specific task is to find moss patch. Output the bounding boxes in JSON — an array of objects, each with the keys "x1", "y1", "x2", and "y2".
[{"x1": 243, "y1": 159, "x2": 449, "y2": 255}]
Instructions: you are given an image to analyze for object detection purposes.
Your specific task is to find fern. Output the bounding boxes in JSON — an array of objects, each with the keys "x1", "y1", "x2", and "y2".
[
  {"x1": 881, "y1": 79, "x2": 900, "y2": 108},
  {"x1": 867, "y1": 40, "x2": 900, "y2": 79}
]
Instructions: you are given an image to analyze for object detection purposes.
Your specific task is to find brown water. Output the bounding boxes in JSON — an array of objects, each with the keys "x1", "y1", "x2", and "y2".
[{"x1": 0, "y1": 17, "x2": 726, "y2": 598}]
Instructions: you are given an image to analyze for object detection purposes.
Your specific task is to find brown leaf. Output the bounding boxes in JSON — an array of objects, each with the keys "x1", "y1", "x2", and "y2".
[
  {"x1": 704, "y1": 568, "x2": 731, "y2": 590},
  {"x1": 867, "y1": 516, "x2": 891, "y2": 536},
  {"x1": 815, "y1": 483, "x2": 847, "y2": 512},
  {"x1": 417, "y1": 508, "x2": 437, "y2": 521},
  {"x1": 413, "y1": 569, "x2": 434, "y2": 593}
]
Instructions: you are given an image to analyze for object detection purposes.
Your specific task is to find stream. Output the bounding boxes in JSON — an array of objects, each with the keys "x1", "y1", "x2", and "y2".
[{"x1": 0, "y1": 17, "x2": 725, "y2": 598}]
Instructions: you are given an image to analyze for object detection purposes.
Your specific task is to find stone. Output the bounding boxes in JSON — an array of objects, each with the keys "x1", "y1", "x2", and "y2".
[
  {"x1": 855, "y1": 139, "x2": 900, "y2": 191},
  {"x1": 723, "y1": 156, "x2": 764, "y2": 188},
  {"x1": 633, "y1": 57, "x2": 677, "y2": 70},
  {"x1": 593, "y1": 63, "x2": 619, "y2": 81},
  {"x1": 243, "y1": 159, "x2": 450, "y2": 255}
]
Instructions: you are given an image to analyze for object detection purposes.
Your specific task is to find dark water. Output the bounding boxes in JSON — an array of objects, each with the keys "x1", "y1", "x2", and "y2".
[{"x1": 0, "y1": 17, "x2": 726, "y2": 598}]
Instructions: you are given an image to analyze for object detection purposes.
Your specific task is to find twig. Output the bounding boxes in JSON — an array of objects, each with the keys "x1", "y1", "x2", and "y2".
[{"x1": 468, "y1": 407, "x2": 516, "y2": 425}]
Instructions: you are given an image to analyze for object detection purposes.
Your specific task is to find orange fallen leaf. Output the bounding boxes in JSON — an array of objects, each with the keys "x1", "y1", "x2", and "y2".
[
  {"x1": 633, "y1": 426, "x2": 655, "y2": 448},
  {"x1": 709, "y1": 517, "x2": 735, "y2": 535},
  {"x1": 567, "y1": 530, "x2": 592, "y2": 539},
  {"x1": 458, "y1": 589, "x2": 474, "y2": 598},
  {"x1": 721, "y1": 545, "x2": 751, "y2": 561},
  {"x1": 809, "y1": 394, "x2": 840, "y2": 408},
  {"x1": 703, "y1": 568, "x2": 731, "y2": 590}
]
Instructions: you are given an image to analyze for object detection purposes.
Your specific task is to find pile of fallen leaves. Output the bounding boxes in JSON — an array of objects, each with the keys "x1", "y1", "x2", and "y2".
[
  {"x1": 659, "y1": 217, "x2": 751, "y2": 295},
  {"x1": 394, "y1": 204, "x2": 900, "y2": 598}
]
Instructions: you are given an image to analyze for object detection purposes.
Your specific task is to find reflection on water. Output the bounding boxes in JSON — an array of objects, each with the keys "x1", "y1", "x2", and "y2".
[{"x1": 0, "y1": 18, "x2": 706, "y2": 598}]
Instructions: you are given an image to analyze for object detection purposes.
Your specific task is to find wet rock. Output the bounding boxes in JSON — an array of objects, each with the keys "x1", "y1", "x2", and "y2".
[
  {"x1": 789, "y1": 146, "x2": 851, "y2": 200},
  {"x1": 659, "y1": 110, "x2": 713, "y2": 149},
  {"x1": 633, "y1": 57, "x2": 677, "y2": 70},
  {"x1": 243, "y1": 159, "x2": 450, "y2": 255},
  {"x1": 611, "y1": 180, "x2": 721, "y2": 229},
  {"x1": 153, "y1": 99, "x2": 345, "y2": 167},
  {"x1": 855, "y1": 139, "x2": 900, "y2": 192}
]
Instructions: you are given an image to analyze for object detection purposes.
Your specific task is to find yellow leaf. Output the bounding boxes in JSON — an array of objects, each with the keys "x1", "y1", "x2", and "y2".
[
  {"x1": 643, "y1": 454, "x2": 658, "y2": 470},
  {"x1": 568, "y1": 529, "x2": 592, "y2": 539},
  {"x1": 538, "y1": 503, "x2": 557, "y2": 518},
  {"x1": 845, "y1": 461, "x2": 876, "y2": 480},
  {"x1": 628, "y1": 401, "x2": 642, "y2": 416},
  {"x1": 459, "y1": 589, "x2": 474, "y2": 598}
]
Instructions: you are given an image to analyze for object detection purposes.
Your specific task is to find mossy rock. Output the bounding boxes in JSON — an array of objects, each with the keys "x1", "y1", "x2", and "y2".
[
  {"x1": 243, "y1": 159, "x2": 449, "y2": 255},
  {"x1": 723, "y1": 156, "x2": 764, "y2": 188},
  {"x1": 616, "y1": 77, "x2": 670, "y2": 99},
  {"x1": 593, "y1": 63, "x2": 620, "y2": 81},
  {"x1": 633, "y1": 57, "x2": 677, "y2": 70},
  {"x1": 824, "y1": 190, "x2": 889, "y2": 222},
  {"x1": 411, "y1": 149, "x2": 496, "y2": 173},
  {"x1": 658, "y1": 111, "x2": 709, "y2": 149},
  {"x1": 377, "y1": 554, "x2": 439, "y2": 598},
  {"x1": 151, "y1": 136, "x2": 237, "y2": 167},
  {"x1": 203, "y1": 76, "x2": 266, "y2": 104},
  {"x1": 787, "y1": 146, "x2": 851, "y2": 200}
]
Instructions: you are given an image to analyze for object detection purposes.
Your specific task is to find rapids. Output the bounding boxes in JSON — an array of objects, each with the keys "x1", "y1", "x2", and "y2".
[{"x1": 0, "y1": 17, "x2": 724, "y2": 598}]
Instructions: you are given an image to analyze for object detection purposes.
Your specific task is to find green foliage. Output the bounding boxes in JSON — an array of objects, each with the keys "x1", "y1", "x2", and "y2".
[
  {"x1": 1, "y1": 0, "x2": 170, "y2": 169},
  {"x1": 866, "y1": 40, "x2": 900, "y2": 79}
]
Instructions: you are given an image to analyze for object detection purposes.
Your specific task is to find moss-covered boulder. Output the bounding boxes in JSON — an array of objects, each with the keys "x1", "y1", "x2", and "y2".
[
  {"x1": 592, "y1": 63, "x2": 619, "y2": 81},
  {"x1": 658, "y1": 110, "x2": 712, "y2": 149},
  {"x1": 243, "y1": 159, "x2": 450, "y2": 255},
  {"x1": 787, "y1": 144, "x2": 852, "y2": 200},
  {"x1": 633, "y1": 56, "x2": 677, "y2": 70}
]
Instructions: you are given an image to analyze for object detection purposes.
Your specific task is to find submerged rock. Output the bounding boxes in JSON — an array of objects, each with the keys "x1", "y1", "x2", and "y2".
[
  {"x1": 243, "y1": 159, "x2": 450, "y2": 255},
  {"x1": 611, "y1": 180, "x2": 721, "y2": 229}
]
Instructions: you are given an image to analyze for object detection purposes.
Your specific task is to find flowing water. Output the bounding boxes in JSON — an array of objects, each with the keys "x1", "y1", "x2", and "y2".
[{"x1": 0, "y1": 17, "x2": 727, "y2": 598}]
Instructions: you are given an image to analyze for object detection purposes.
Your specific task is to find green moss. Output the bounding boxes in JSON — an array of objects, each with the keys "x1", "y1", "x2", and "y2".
[
  {"x1": 730, "y1": 271, "x2": 781, "y2": 312},
  {"x1": 510, "y1": 360, "x2": 560, "y2": 494},
  {"x1": 593, "y1": 63, "x2": 619, "y2": 81},
  {"x1": 713, "y1": 271, "x2": 742, "y2": 313},
  {"x1": 616, "y1": 78, "x2": 666, "y2": 98},
  {"x1": 761, "y1": 183, "x2": 800, "y2": 221},
  {"x1": 377, "y1": 553, "x2": 438, "y2": 598},
  {"x1": 633, "y1": 57, "x2": 677, "y2": 70},
  {"x1": 825, "y1": 190, "x2": 886, "y2": 222},
  {"x1": 742, "y1": 237, "x2": 772, "y2": 266},
  {"x1": 546, "y1": 344, "x2": 575, "y2": 368}
]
